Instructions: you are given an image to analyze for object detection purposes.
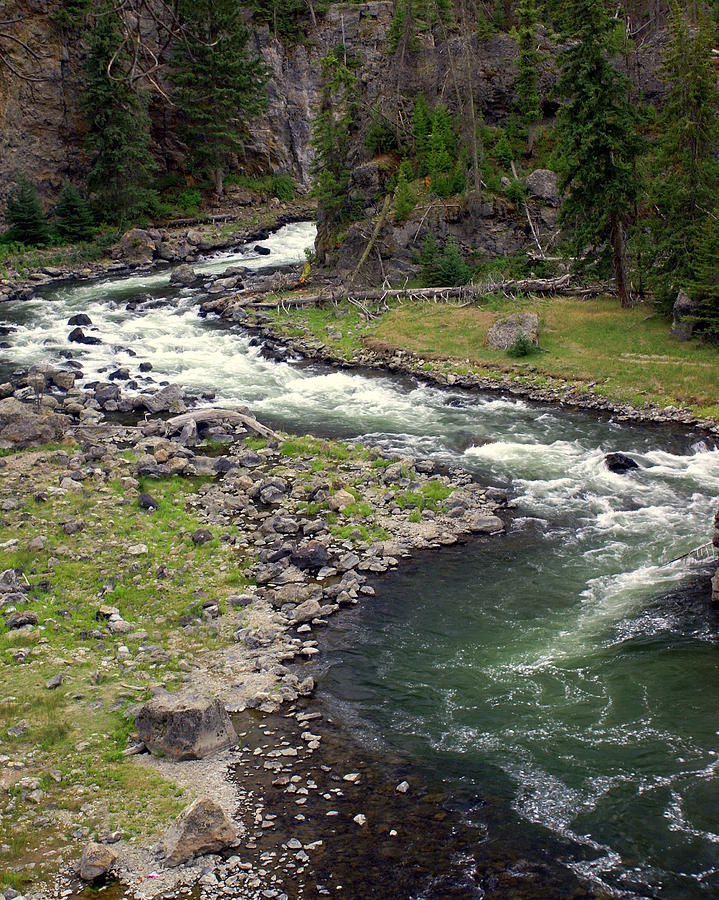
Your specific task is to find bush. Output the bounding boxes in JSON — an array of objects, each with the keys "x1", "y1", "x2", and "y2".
[
  {"x1": 505, "y1": 177, "x2": 527, "y2": 208},
  {"x1": 394, "y1": 173, "x2": 417, "y2": 222},
  {"x1": 6, "y1": 176, "x2": 50, "y2": 246},
  {"x1": 174, "y1": 188, "x2": 202, "y2": 215},
  {"x1": 270, "y1": 173, "x2": 295, "y2": 201},
  {"x1": 418, "y1": 232, "x2": 472, "y2": 286},
  {"x1": 55, "y1": 182, "x2": 95, "y2": 242},
  {"x1": 365, "y1": 108, "x2": 399, "y2": 156},
  {"x1": 494, "y1": 131, "x2": 514, "y2": 169},
  {"x1": 507, "y1": 334, "x2": 537, "y2": 357}
]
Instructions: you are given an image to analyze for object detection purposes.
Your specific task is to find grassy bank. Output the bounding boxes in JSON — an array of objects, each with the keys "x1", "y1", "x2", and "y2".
[{"x1": 267, "y1": 295, "x2": 719, "y2": 419}]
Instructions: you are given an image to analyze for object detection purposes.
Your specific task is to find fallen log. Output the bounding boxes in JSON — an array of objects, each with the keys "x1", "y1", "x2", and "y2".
[{"x1": 165, "y1": 408, "x2": 276, "y2": 439}]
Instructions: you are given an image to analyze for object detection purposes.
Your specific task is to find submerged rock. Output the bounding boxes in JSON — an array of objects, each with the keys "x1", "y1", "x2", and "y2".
[
  {"x1": 162, "y1": 798, "x2": 238, "y2": 867},
  {"x1": 604, "y1": 452, "x2": 639, "y2": 474},
  {"x1": 136, "y1": 690, "x2": 237, "y2": 760}
]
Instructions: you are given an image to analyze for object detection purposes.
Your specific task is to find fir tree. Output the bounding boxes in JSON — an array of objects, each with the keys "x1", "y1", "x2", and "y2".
[
  {"x1": 172, "y1": 0, "x2": 268, "y2": 197},
  {"x1": 690, "y1": 217, "x2": 719, "y2": 339},
  {"x1": 412, "y1": 94, "x2": 432, "y2": 175},
  {"x1": 515, "y1": 0, "x2": 541, "y2": 130},
  {"x1": 555, "y1": 0, "x2": 640, "y2": 307},
  {"x1": 394, "y1": 170, "x2": 418, "y2": 222},
  {"x1": 81, "y1": 5, "x2": 157, "y2": 225},
  {"x1": 649, "y1": 2, "x2": 719, "y2": 313},
  {"x1": 5, "y1": 176, "x2": 49, "y2": 246},
  {"x1": 55, "y1": 182, "x2": 95, "y2": 242}
]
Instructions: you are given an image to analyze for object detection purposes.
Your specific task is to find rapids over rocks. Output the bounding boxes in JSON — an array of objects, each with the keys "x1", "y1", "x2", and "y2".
[{"x1": 2, "y1": 221, "x2": 719, "y2": 897}]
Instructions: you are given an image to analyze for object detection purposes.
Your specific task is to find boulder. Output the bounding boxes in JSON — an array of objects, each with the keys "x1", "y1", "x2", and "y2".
[
  {"x1": 135, "y1": 691, "x2": 237, "y2": 760},
  {"x1": 292, "y1": 598, "x2": 323, "y2": 624},
  {"x1": 68, "y1": 314, "x2": 92, "y2": 327},
  {"x1": 139, "y1": 384, "x2": 186, "y2": 414},
  {"x1": 604, "y1": 452, "x2": 639, "y2": 474},
  {"x1": 670, "y1": 290, "x2": 699, "y2": 341},
  {"x1": 712, "y1": 568, "x2": 719, "y2": 606},
  {"x1": 170, "y1": 264, "x2": 197, "y2": 287},
  {"x1": 118, "y1": 228, "x2": 156, "y2": 263},
  {"x1": 525, "y1": 169, "x2": 560, "y2": 205},
  {"x1": 79, "y1": 841, "x2": 117, "y2": 881},
  {"x1": 328, "y1": 489, "x2": 355, "y2": 512},
  {"x1": 51, "y1": 370, "x2": 76, "y2": 391},
  {"x1": 253, "y1": 244, "x2": 271, "y2": 255},
  {"x1": 0, "y1": 397, "x2": 70, "y2": 449},
  {"x1": 163, "y1": 798, "x2": 238, "y2": 867},
  {"x1": 290, "y1": 541, "x2": 329, "y2": 572},
  {"x1": 68, "y1": 327, "x2": 102, "y2": 345},
  {"x1": 485, "y1": 313, "x2": 539, "y2": 351},
  {"x1": 6, "y1": 611, "x2": 38, "y2": 629}
]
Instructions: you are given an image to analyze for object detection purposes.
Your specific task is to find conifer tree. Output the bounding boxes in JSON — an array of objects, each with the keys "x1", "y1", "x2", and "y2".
[
  {"x1": 515, "y1": 0, "x2": 541, "y2": 130},
  {"x1": 172, "y1": 0, "x2": 268, "y2": 197},
  {"x1": 5, "y1": 176, "x2": 49, "y2": 246},
  {"x1": 649, "y1": 1, "x2": 719, "y2": 313},
  {"x1": 394, "y1": 170, "x2": 418, "y2": 222},
  {"x1": 81, "y1": 5, "x2": 157, "y2": 225},
  {"x1": 690, "y1": 217, "x2": 719, "y2": 339},
  {"x1": 412, "y1": 94, "x2": 432, "y2": 175},
  {"x1": 555, "y1": 0, "x2": 639, "y2": 307},
  {"x1": 55, "y1": 182, "x2": 95, "y2": 242}
]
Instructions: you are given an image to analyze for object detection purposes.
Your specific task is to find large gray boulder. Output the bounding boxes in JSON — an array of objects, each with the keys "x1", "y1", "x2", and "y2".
[
  {"x1": 138, "y1": 384, "x2": 187, "y2": 415},
  {"x1": 0, "y1": 397, "x2": 70, "y2": 449},
  {"x1": 79, "y1": 841, "x2": 117, "y2": 880},
  {"x1": 670, "y1": 290, "x2": 699, "y2": 340},
  {"x1": 170, "y1": 264, "x2": 197, "y2": 287},
  {"x1": 525, "y1": 169, "x2": 560, "y2": 205},
  {"x1": 118, "y1": 228, "x2": 156, "y2": 263},
  {"x1": 162, "y1": 798, "x2": 238, "y2": 867},
  {"x1": 136, "y1": 691, "x2": 237, "y2": 760},
  {"x1": 485, "y1": 312, "x2": 539, "y2": 351}
]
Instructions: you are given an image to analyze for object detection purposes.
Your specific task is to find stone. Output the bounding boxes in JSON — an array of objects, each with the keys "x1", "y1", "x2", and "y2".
[
  {"x1": 353, "y1": 814, "x2": 367, "y2": 827},
  {"x1": 466, "y1": 513, "x2": 504, "y2": 533},
  {"x1": 79, "y1": 841, "x2": 117, "y2": 881},
  {"x1": 485, "y1": 313, "x2": 540, "y2": 351},
  {"x1": 0, "y1": 397, "x2": 70, "y2": 449},
  {"x1": 163, "y1": 798, "x2": 238, "y2": 867},
  {"x1": 525, "y1": 168, "x2": 560, "y2": 205},
  {"x1": 254, "y1": 244, "x2": 271, "y2": 255},
  {"x1": 328, "y1": 489, "x2": 355, "y2": 512},
  {"x1": 670, "y1": 290, "x2": 699, "y2": 341},
  {"x1": 46, "y1": 673, "x2": 63, "y2": 690},
  {"x1": 192, "y1": 528, "x2": 213, "y2": 545},
  {"x1": 68, "y1": 327, "x2": 102, "y2": 345},
  {"x1": 68, "y1": 314, "x2": 92, "y2": 327},
  {"x1": 51, "y1": 370, "x2": 76, "y2": 391},
  {"x1": 127, "y1": 543, "x2": 148, "y2": 555},
  {"x1": 604, "y1": 452, "x2": 639, "y2": 474},
  {"x1": 290, "y1": 541, "x2": 329, "y2": 572},
  {"x1": 118, "y1": 228, "x2": 156, "y2": 263},
  {"x1": 139, "y1": 384, "x2": 186, "y2": 414},
  {"x1": 170, "y1": 264, "x2": 197, "y2": 286},
  {"x1": 712, "y1": 568, "x2": 719, "y2": 606},
  {"x1": 292, "y1": 599, "x2": 323, "y2": 624},
  {"x1": 136, "y1": 691, "x2": 237, "y2": 760},
  {"x1": 396, "y1": 781, "x2": 410, "y2": 793},
  {"x1": 6, "y1": 611, "x2": 38, "y2": 629}
]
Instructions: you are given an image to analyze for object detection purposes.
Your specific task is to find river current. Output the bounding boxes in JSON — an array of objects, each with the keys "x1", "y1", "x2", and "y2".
[{"x1": 2, "y1": 221, "x2": 719, "y2": 897}]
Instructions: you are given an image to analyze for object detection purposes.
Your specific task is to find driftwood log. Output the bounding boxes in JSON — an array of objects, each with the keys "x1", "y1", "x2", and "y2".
[{"x1": 165, "y1": 408, "x2": 276, "y2": 439}]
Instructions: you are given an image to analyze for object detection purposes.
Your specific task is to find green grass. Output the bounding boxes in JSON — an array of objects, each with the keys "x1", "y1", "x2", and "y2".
[{"x1": 371, "y1": 297, "x2": 719, "y2": 418}]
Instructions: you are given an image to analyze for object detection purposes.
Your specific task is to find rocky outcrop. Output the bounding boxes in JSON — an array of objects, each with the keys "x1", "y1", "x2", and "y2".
[
  {"x1": 485, "y1": 312, "x2": 540, "y2": 351},
  {"x1": 162, "y1": 798, "x2": 238, "y2": 867},
  {"x1": 135, "y1": 691, "x2": 237, "y2": 760},
  {"x1": 525, "y1": 169, "x2": 560, "y2": 205},
  {"x1": 0, "y1": 397, "x2": 71, "y2": 449}
]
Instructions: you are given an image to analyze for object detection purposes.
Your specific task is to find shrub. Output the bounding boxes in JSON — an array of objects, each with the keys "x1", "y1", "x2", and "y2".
[
  {"x1": 494, "y1": 131, "x2": 514, "y2": 169},
  {"x1": 394, "y1": 173, "x2": 418, "y2": 222},
  {"x1": 174, "y1": 188, "x2": 202, "y2": 215},
  {"x1": 507, "y1": 334, "x2": 537, "y2": 357},
  {"x1": 365, "y1": 108, "x2": 399, "y2": 156},
  {"x1": 270, "y1": 173, "x2": 295, "y2": 201},
  {"x1": 438, "y1": 236, "x2": 472, "y2": 286},
  {"x1": 6, "y1": 176, "x2": 50, "y2": 246},
  {"x1": 55, "y1": 182, "x2": 95, "y2": 242},
  {"x1": 505, "y1": 177, "x2": 527, "y2": 208}
]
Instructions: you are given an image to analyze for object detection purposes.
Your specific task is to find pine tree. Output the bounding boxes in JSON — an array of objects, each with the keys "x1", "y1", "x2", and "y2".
[
  {"x1": 412, "y1": 94, "x2": 432, "y2": 175},
  {"x1": 81, "y1": 5, "x2": 157, "y2": 225},
  {"x1": 555, "y1": 0, "x2": 640, "y2": 307},
  {"x1": 649, "y1": 2, "x2": 719, "y2": 314},
  {"x1": 394, "y1": 171, "x2": 418, "y2": 222},
  {"x1": 690, "y1": 217, "x2": 719, "y2": 339},
  {"x1": 55, "y1": 182, "x2": 95, "y2": 242},
  {"x1": 515, "y1": 0, "x2": 541, "y2": 130},
  {"x1": 5, "y1": 176, "x2": 49, "y2": 246},
  {"x1": 172, "y1": 0, "x2": 268, "y2": 197}
]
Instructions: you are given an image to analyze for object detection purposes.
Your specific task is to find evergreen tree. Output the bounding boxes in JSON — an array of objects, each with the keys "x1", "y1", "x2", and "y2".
[
  {"x1": 515, "y1": 0, "x2": 541, "y2": 130},
  {"x1": 690, "y1": 216, "x2": 719, "y2": 339},
  {"x1": 412, "y1": 94, "x2": 432, "y2": 175},
  {"x1": 172, "y1": 0, "x2": 268, "y2": 197},
  {"x1": 81, "y1": 5, "x2": 157, "y2": 225},
  {"x1": 649, "y1": 2, "x2": 719, "y2": 313},
  {"x1": 5, "y1": 176, "x2": 49, "y2": 246},
  {"x1": 555, "y1": 0, "x2": 640, "y2": 308},
  {"x1": 394, "y1": 170, "x2": 418, "y2": 222},
  {"x1": 55, "y1": 182, "x2": 95, "y2": 242}
]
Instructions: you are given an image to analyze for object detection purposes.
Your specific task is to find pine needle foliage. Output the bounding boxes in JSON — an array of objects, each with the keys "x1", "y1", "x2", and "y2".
[
  {"x1": 55, "y1": 182, "x2": 95, "y2": 242},
  {"x1": 5, "y1": 176, "x2": 49, "y2": 246}
]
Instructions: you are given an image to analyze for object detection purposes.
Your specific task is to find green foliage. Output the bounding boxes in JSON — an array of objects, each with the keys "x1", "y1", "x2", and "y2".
[
  {"x1": 81, "y1": 5, "x2": 158, "y2": 225},
  {"x1": 270, "y1": 174, "x2": 295, "y2": 201},
  {"x1": 173, "y1": 188, "x2": 202, "y2": 215},
  {"x1": 52, "y1": 0, "x2": 92, "y2": 28},
  {"x1": 224, "y1": 173, "x2": 295, "y2": 201},
  {"x1": 554, "y1": 0, "x2": 640, "y2": 303},
  {"x1": 494, "y1": 131, "x2": 514, "y2": 169},
  {"x1": 365, "y1": 107, "x2": 400, "y2": 156},
  {"x1": 418, "y1": 232, "x2": 471, "y2": 286},
  {"x1": 249, "y1": 0, "x2": 315, "y2": 40},
  {"x1": 394, "y1": 171, "x2": 418, "y2": 222},
  {"x1": 507, "y1": 333, "x2": 538, "y2": 357},
  {"x1": 55, "y1": 182, "x2": 95, "y2": 242},
  {"x1": 171, "y1": 0, "x2": 268, "y2": 194},
  {"x1": 388, "y1": 0, "x2": 452, "y2": 53},
  {"x1": 515, "y1": 0, "x2": 541, "y2": 127},
  {"x1": 505, "y1": 177, "x2": 527, "y2": 208},
  {"x1": 477, "y1": 13, "x2": 497, "y2": 40},
  {"x1": 647, "y1": 2, "x2": 719, "y2": 315},
  {"x1": 412, "y1": 94, "x2": 432, "y2": 173},
  {"x1": 5, "y1": 176, "x2": 49, "y2": 246},
  {"x1": 689, "y1": 217, "x2": 719, "y2": 340}
]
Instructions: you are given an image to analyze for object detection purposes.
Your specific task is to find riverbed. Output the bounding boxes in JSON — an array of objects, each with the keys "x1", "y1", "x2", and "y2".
[{"x1": 3, "y1": 221, "x2": 719, "y2": 897}]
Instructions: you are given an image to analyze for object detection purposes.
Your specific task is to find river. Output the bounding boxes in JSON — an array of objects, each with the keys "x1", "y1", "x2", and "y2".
[{"x1": 2, "y1": 221, "x2": 719, "y2": 897}]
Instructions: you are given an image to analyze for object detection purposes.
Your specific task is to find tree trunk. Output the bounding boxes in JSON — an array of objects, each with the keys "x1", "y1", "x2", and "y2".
[
  {"x1": 611, "y1": 215, "x2": 631, "y2": 308},
  {"x1": 214, "y1": 166, "x2": 224, "y2": 198}
]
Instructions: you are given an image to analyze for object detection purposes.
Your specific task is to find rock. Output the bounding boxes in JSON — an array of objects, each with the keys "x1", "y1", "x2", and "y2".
[
  {"x1": 127, "y1": 543, "x2": 148, "y2": 555},
  {"x1": 139, "y1": 361, "x2": 153, "y2": 372},
  {"x1": 6, "y1": 611, "x2": 38, "y2": 629},
  {"x1": 0, "y1": 569, "x2": 25, "y2": 594},
  {"x1": 170, "y1": 264, "x2": 197, "y2": 286},
  {"x1": 79, "y1": 841, "x2": 117, "y2": 881},
  {"x1": 353, "y1": 814, "x2": 367, "y2": 827},
  {"x1": 290, "y1": 541, "x2": 329, "y2": 572},
  {"x1": 67, "y1": 314, "x2": 92, "y2": 327},
  {"x1": 670, "y1": 290, "x2": 699, "y2": 341},
  {"x1": 0, "y1": 397, "x2": 70, "y2": 449},
  {"x1": 27, "y1": 536, "x2": 45, "y2": 552},
  {"x1": 485, "y1": 313, "x2": 540, "y2": 351},
  {"x1": 328, "y1": 489, "x2": 355, "y2": 512},
  {"x1": 712, "y1": 568, "x2": 719, "y2": 606},
  {"x1": 192, "y1": 528, "x2": 213, "y2": 545},
  {"x1": 139, "y1": 384, "x2": 186, "y2": 414},
  {"x1": 138, "y1": 492, "x2": 159, "y2": 511},
  {"x1": 68, "y1": 327, "x2": 102, "y2": 345},
  {"x1": 118, "y1": 228, "x2": 156, "y2": 263},
  {"x1": 466, "y1": 513, "x2": 504, "y2": 533},
  {"x1": 253, "y1": 244, "x2": 271, "y2": 255},
  {"x1": 604, "y1": 452, "x2": 639, "y2": 474},
  {"x1": 525, "y1": 168, "x2": 560, "y2": 205},
  {"x1": 292, "y1": 598, "x2": 323, "y2": 624},
  {"x1": 94, "y1": 383, "x2": 120, "y2": 406},
  {"x1": 396, "y1": 781, "x2": 410, "y2": 793},
  {"x1": 46, "y1": 673, "x2": 63, "y2": 690},
  {"x1": 136, "y1": 691, "x2": 237, "y2": 760},
  {"x1": 163, "y1": 798, "x2": 238, "y2": 867}
]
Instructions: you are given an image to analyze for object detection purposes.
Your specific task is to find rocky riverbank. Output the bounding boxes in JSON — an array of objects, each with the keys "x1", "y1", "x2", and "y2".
[{"x1": 0, "y1": 368, "x2": 508, "y2": 899}]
